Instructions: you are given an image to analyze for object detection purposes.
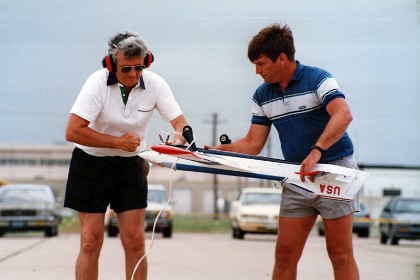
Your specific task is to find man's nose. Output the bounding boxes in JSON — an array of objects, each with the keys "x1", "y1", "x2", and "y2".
[{"x1": 129, "y1": 68, "x2": 138, "y2": 76}]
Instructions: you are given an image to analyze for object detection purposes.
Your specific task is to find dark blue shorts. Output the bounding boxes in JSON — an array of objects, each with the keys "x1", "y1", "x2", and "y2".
[{"x1": 64, "y1": 148, "x2": 149, "y2": 213}]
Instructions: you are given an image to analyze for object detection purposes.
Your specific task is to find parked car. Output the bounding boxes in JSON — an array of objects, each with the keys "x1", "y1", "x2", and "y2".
[
  {"x1": 107, "y1": 184, "x2": 173, "y2": 238},
  {"x1": 0, "y1": 184, "x2": 61, "y2": 237},
  {"x1": 379, "y1": 196, "x2": 420, "y2": 245},
  {"x1": 230, "y1": 187, "x2": 281, "y2": 239},
  {"x1": 316, "y1": 202, "x2": 371, "y2": 238}
]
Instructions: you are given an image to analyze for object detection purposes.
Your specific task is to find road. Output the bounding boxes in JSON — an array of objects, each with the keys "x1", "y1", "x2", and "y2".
[{"x1": 0, "y1": 232, "x2": 419, "y2": 279}]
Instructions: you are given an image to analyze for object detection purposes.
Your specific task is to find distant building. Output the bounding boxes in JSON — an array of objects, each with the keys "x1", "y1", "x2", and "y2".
[{"x1": 0, "y1": 144, "x2": 73, "y2": 181}]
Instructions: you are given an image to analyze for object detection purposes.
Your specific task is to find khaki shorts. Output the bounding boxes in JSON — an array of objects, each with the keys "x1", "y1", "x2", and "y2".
[{"x1": 280, "y1": 155, "x2": 360, "y2": 219}]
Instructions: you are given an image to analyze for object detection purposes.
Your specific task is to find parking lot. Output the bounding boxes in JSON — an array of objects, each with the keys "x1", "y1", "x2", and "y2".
[{"x1": 0, "y1": 231, "x2": 419, "y2": 279}]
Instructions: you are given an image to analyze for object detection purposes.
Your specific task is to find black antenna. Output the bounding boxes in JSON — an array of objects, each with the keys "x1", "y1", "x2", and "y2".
[
  {"x1": 182, "y1": 125, "x2": 197, "y2": 151},
  {"x1": 219, "y1": 134, "x2": 231, "y2": 144}
]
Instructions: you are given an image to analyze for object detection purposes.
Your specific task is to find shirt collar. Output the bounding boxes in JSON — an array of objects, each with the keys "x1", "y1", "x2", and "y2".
[
  {"x1": 291, "y1": 60, "x2": 304, "y2": 81},
  {"x1": 106, "y1": 71, "x2": 146, "y2": 89}
]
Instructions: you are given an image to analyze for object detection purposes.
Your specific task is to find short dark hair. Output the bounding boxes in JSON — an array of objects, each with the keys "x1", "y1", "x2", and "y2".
[{"x1": 248, "y1": 23, "x2": 295, "y2": 63}]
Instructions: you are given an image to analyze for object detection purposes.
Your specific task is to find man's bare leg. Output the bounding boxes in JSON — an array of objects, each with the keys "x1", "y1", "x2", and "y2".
[{"x1": 76, "y1": 212, "x2": 105, "y2": 280}]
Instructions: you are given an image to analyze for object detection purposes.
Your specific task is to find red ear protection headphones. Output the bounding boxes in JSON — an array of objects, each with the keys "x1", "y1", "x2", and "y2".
[{"x1": 102, "y1": 51, "x2": 154, "y2": 72}]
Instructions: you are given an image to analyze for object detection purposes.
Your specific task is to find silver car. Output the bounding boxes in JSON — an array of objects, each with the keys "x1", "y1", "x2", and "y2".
[{"x1": 0, "y1": 184, "x2": 61, "y2": 237}]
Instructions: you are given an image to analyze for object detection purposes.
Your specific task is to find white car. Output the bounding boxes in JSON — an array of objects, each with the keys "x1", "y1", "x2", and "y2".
[{"x1": 230, "y1": 187, "x2": 281, "y2": 239}]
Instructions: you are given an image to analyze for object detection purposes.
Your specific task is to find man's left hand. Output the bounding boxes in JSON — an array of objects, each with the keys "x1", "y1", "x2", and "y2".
[{"x1": 299, "y1": 150, "x2": 322, "y2": 182}]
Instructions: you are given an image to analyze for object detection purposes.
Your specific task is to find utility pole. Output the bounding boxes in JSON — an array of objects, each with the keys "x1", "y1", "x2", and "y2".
[
  {"x1": 204, "y1": 112, "x2": 226, "y2": 220},
  {"x1": 259, "y1": 132, "x2": 272, "y2": 188}
]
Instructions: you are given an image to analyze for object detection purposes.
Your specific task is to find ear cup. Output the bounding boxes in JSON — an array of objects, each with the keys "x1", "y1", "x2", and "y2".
[
  {"x1": 102, "y1": 55, "x2": 117, "y2": 72},
  {"x1": 144, "y1": 51, "x2": 154, "y2": 68}
]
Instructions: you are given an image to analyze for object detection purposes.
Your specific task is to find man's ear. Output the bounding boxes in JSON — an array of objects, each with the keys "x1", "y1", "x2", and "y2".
[{"x1": 276, "y1": 53, "x2": 287, "y2": 63}]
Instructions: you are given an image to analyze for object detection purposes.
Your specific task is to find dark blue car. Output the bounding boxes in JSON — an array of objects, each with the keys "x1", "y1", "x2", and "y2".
[{"x1": 379, "y1": 197, "x2": 420, "y2": 245}]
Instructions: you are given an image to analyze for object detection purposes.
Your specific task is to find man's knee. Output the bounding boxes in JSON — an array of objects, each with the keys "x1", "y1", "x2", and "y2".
[
  {"x1": 121, "y1": 231, "x2": 145, "y2": 253},
  {"x1": 274, "y1": 243, "x2": 301, "y2": 265},
  {"x1": 80, "y1": 232, "x2": 104, "y2": 256},
  {"x1": 326, "y1": 245, "x2": 354, "y2": 265}
]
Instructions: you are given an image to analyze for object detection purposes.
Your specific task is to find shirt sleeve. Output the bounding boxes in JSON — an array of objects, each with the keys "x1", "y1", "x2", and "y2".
[
  {"x1": 154, "y1": 76, "x2": 183, "y2": 121},
  {"x1": 70, "y1": 71, "x2": 106, "y2": 123},
  {"x1": 251, "y1": 93, "x2": 272, "y2": 126},
  {"x1": 316, "y1": 75, "x2": 345, "y2": 106}
]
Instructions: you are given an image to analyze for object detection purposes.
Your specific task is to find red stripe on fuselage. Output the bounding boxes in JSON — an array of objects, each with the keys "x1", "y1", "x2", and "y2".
[{"x1": 151, "y1": 145, "x2": 200, "y2": 158}]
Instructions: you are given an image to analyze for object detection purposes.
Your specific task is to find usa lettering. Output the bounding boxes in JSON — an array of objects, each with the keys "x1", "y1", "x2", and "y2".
[{"x1": 319, "y1": 184, "x2": 341, "y2": 195}]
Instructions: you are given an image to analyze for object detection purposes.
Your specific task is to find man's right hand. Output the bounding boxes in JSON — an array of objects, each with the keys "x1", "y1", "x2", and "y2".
[{"x1": 119, "y1": 133, "x2": 141, "y2": 152}]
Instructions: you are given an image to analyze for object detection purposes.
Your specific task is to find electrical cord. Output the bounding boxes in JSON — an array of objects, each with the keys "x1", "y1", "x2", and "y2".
[{"x1": 131, "y1": 132, "x2": 196, "y2": 280}]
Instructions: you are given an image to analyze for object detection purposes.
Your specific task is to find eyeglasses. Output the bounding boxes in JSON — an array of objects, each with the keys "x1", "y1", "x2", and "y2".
[{"x1": 120, "y1": 64, "x2": 146, "y2": 73}]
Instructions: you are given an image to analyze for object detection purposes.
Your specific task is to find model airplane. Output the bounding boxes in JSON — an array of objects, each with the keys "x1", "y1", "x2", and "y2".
[{"x1": 139, "y1": 144, "x2": 369, "y2": 201}]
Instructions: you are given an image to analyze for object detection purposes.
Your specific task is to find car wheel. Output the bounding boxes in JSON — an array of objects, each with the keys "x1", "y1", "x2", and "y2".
[
  {"x1": 232, "y1": 227, "x2": 244, "y2": 239},
  {"x1": 232, "y1": 228, "x2": 238, "y2": 239},
  {"x1": 45, "y1": 225, "x2": 58, "y2": 237},
  {"x1": 162, "y1": 222, "x2": 172, "y2": 238},
  {"x1": 380, "y1": 231, "x2": 388, "y2": 244},
  {"x1": 107, "y1": 226, "x2": 119, "y2": 237},
  {"x1": 232, "y1": 228, "x2": 236, "y2": 239},
  {"x1": 357, "y1": 229, "x2": 370, "y2": 238},
  {"x1": 388, "y1": 225, "x2": 399, "y2": 245},
  {"x1": 390, "y1": 235, "x2": 399, "y2": 245}
]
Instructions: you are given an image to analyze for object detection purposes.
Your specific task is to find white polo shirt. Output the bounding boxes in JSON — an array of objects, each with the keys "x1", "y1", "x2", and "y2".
[{"x1": 70, "y1": 69, "x2": 183, "y2": 157}]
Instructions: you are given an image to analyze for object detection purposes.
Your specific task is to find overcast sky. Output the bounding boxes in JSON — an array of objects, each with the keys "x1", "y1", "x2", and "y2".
[{"x1": 1, "y1": 0, "x2": 419, "y2": 166}]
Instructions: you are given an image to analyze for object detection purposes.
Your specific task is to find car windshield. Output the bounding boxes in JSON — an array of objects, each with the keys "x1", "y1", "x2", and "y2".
[
  {"x1": 242, "y1": 193, "x2": 281, "y2": 205},
  {"x1": 395, "y1": 200, "x2": 420, "y2": 213},
  {"x1": 148, "y1": 190, "x2": 168, "y2": 203},
  {"x1": 0, "y1": 189, "x2": 50, "y2": 203}
]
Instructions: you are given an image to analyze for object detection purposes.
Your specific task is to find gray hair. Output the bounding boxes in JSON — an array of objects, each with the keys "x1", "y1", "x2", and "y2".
[{"x1": 108, "y1": 31, "x2": 149, "y2": 63}]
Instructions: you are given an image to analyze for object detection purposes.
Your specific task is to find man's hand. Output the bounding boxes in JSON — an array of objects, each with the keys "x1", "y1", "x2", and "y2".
[
  {"x1": 119, "y1": 133, "x2": 141, "y2": 152},
  {"x1": 203, "y1": 145, "x2": 214, "y2": 150},
  {"x1": 299, "y1": 149, "x2": 322, "y2": 182},
  {"x1": 167, "y1": 139, "x2": 183, "y2": 146}
]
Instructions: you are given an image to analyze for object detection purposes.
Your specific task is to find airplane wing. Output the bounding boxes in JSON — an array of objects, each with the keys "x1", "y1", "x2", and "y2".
[
  {"x1": 140, "y1": 145, "x2": 369, "y2": 201},
  {"x1": 151, "y1": 145, "x2": 253, "y2": 171}
]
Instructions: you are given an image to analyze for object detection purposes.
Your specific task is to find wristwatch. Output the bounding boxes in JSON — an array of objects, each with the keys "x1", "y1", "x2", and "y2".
[{"x1": 311, "y1": 145, "x2": 325, "y2": 157}]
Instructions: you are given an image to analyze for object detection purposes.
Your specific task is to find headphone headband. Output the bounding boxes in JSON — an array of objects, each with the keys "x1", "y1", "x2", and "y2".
[{"x1": 112, "y1": 34, "x2": 133, "y2": 48}]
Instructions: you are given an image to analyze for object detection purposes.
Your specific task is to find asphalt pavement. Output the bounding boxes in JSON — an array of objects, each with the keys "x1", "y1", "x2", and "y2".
[{"x1": 0, "y1": 232, "x2": 419, "y2": 279}]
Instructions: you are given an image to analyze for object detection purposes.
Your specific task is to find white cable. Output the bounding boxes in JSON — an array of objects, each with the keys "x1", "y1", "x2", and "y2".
[
  {"x1": 158, "y1": 130, "x2": 196, "y2": 149},
  {"x1": 130, "y1": 160, "x2": 176, "y2": 280},
  {"x1": 131, "y1": 132, "x2": 196, "y2": 279}
]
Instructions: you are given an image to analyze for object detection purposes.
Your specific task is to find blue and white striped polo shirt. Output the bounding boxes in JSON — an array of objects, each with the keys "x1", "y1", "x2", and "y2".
[{"x1": 251, "y1": 61, "x2": 354, "y2": 163}]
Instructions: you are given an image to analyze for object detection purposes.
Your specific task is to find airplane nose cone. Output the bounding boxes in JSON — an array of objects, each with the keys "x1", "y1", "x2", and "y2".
[{"x1": 138, "y1": 151, "x2": 156, "y2": 162}]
